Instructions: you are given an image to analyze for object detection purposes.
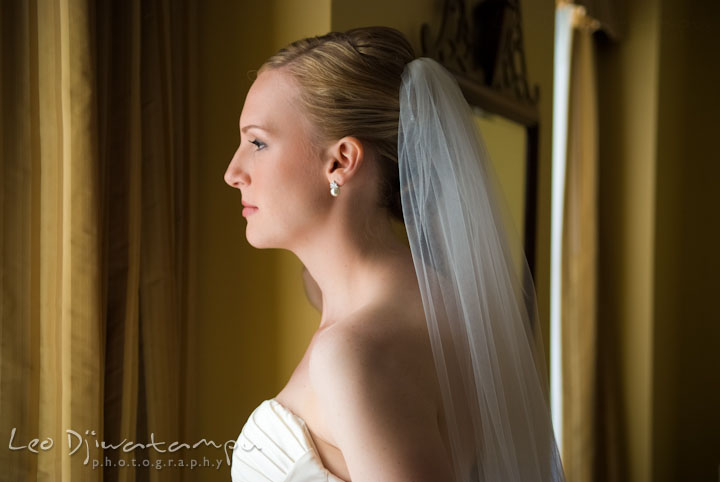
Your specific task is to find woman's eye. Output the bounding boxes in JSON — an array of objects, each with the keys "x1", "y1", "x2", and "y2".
[{"x1": 249, "y1": 139, "x2": 266, "y2": 151}]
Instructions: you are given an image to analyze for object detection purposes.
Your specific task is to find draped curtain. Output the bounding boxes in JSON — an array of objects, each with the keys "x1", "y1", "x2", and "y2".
[
  {"x1": 0, "y1": 1, "x2": 196, "y2": 481},
  {"x1": 561, "y1": 9, "x2": 599, "y2": 481},
  {"x1": 559, "y1": 1, "x2": 622, "y2": 481}
]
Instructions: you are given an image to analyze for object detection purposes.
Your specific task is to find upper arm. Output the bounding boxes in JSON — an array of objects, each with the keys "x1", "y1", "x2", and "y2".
[{"x1": 309, "y1": 320, "x2": 453, "y2": 482}]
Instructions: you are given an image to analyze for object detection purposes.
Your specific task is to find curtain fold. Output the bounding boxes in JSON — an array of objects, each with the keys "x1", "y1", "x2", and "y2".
[
  {"x1": 134, "y1": 1, "x2": 193, "y2": 480},
  {"x1": 560, "y1": 6, "x2": 622, "y2": 482},
  {"x1": 96, "y1": 0, "x2": 144, "y2": 480},
  {"x1": 1, "y1": 1, "x2": 195, "y2": 481},
  {"x1": 561, "y1": 13, "x2": 598, "y2": 482}
]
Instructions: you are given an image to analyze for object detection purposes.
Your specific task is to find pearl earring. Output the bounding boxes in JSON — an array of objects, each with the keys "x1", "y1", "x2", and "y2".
[{"x1": 330, "y1": 180, "x2": 340, "y2": 197}]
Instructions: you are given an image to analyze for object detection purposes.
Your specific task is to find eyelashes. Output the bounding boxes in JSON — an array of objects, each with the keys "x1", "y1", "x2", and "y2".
[{"x1": 249, "y1": 139, "x2": 267, "y2": 151}]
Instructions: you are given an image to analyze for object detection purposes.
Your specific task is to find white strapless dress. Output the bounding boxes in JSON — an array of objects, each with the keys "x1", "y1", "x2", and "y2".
[{"x1": 231, "y1": 399, "x2": 347, "y2": 482}]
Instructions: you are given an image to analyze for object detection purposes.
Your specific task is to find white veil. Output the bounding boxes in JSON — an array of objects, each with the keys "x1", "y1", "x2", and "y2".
[{"x1": 398, "y1": 57, "x2": 565, "y2": 481}]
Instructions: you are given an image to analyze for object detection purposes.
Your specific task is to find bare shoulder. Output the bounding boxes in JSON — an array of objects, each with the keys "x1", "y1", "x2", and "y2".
[
  {"x1": 309, "y1": 303, "x2": 437, "y2": 409},
  {"x1": 308, "y1": 305, "x2": 452, "y2": 481}
]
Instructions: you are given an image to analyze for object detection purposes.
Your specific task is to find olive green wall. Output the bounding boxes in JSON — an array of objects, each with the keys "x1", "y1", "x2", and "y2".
[{"x1": 331, "y1": 0, "x2": 437, "y2": 53}]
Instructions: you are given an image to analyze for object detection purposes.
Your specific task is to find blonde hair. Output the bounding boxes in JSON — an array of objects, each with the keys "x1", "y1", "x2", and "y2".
[{"x1": 258, "y1": 26, "x2": 415, "y2": 222}]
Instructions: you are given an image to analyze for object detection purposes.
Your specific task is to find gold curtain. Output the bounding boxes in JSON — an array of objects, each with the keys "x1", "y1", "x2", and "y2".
[
  {"x1": 561, "y1": 7, "x2": 598, "y2": 482},
  {"x1": 0, "y1": 1, "x2": 196, "y2": 481},
  {"x1": 561, "y1": 5, "x2": 622, "y2": 482}
]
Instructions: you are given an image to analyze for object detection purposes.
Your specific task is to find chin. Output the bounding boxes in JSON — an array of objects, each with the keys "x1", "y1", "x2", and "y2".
[
  {"x1": 244, "y1": 227, "x2": 281, "y2": 250},
  {"x1": 245, "y1": 232, "x2": 266, "y2": 249}
]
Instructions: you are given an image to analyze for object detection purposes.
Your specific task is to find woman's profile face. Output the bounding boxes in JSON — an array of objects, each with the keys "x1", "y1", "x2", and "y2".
[{"x1": 225, "y1": 68, "x2": 330, "y2": 249}]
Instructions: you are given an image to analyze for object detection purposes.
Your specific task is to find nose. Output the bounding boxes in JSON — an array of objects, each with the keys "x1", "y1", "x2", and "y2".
[{"x1": 224, "y1": 144, "x2": 249, "y2": 189}]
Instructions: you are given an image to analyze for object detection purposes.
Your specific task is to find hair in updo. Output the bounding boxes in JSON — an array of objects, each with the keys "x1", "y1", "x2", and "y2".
[{"x1": 258, "y1": 26, "x2": 415, "y2": 223}]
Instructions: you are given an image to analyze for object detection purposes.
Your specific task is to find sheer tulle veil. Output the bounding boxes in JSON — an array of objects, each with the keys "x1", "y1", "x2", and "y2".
[{"x1": 398, "y1": 57, "x2": 565, "y2": 481}]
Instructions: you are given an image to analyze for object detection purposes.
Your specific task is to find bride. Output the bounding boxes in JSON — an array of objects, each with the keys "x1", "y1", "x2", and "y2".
[{"x1": 225, "y1": 26, "x2": 564, "y2": 482}]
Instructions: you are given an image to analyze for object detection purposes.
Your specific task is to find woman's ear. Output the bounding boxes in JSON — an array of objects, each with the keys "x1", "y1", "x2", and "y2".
[{"x1": 324, "y1": 136, "x2": 364, "y2": 185}]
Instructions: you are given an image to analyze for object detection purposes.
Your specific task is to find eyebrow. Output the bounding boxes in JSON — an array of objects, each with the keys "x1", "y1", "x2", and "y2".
[{"x1": 240, "y1": 123, "x2": 273, "y2": 134}]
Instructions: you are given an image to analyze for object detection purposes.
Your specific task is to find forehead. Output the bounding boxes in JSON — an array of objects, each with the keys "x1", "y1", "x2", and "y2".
[{"x1": 240, "y1": 68, "x2": 304, "y2": 132}]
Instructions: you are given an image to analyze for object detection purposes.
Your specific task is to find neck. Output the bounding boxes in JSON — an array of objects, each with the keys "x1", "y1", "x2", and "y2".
[{"x1": 293, "y1": 210, "x2": 412, "y2": 329}]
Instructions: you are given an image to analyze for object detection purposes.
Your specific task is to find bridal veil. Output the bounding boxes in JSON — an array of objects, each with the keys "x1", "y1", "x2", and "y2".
[{"x1": 398, "y1": 57, "x2": 565, "y2": 482}]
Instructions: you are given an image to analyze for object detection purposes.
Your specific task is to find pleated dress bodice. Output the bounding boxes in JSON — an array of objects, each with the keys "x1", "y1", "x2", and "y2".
[{"x1": 231, "y1": 399, "x2": 347, "y2": 482}]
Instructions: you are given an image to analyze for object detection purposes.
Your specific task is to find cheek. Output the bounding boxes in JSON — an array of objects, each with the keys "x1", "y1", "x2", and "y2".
[
  {"x1": 283, "y1": 171, "x2": 326, "y2": 216},
  {"x1": 279, "y1": 152, "x2": 326, "y2": 208},
  {"x1": 257, "y1": 138, "x2": 327, "y2": 220}
]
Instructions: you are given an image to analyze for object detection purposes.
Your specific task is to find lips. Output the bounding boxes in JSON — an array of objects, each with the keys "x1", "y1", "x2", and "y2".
[{"x1": 241, "y1": 200, "x2": 258, "y2": 217}]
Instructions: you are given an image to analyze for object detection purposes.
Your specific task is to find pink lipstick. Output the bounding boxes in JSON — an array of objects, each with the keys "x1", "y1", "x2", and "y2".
[{"x1": 242, "y1": 201, "x2": 258, "y2": 217}]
